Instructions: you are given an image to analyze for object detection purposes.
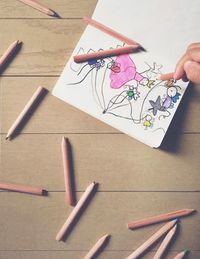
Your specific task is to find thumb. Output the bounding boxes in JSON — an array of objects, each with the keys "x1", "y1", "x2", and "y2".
[{"x1": 184, "y1": 61, "x2": 200, "y2": 84}]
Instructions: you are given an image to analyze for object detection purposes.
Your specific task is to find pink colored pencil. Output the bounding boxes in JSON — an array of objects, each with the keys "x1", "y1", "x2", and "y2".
[
  {"x1": 83, "y1": 16, "x2": 140, "y2": 46},
  {"x1": 0, "y1": 40, "x2": 20, "y2": 70},
  {"x1": 62, "y1": 137, "x2": 74, "y2": 206},
  {"x1": 56, "y1": 182, "x2": 97, "y2": 241},
  {"x1": 83, "y1": 234, "x2": 110, "y2": 259},
  {"x1": 126, "y1": 219, "x2": 178, "y2": 259},
  {"x1": 6, "y1": 86, "x2": 46, "y2": 140},
  {"x1": 74, "y1": 45, "x2": 139, "y2": 63},
  {"x1": 173, "y1": 250, "x2": 189, "y2": 259},
  {"x1": 153, "y1": 224, "x2": 178, "y2": 259},
  {"x1": 127, "y1": 209, "x2": 195, "y2": 230},
  {"x1": 159, "y1": 72, "x2": 175, "y2": 80},
  {"x1": 0, "y1": 181, "x2": 45, "y2": 195}
]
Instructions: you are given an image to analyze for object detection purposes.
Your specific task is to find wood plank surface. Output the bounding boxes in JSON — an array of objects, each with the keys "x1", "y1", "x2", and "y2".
[
  {"x1": 0, "y1": 0, "x2": 97, "y2": 19},
  {"x1": 1, "y1": 77, "x2": 200, "y2": 133},
  {"x1": 0, "y1": 192, "x2": 199, "y2": 250},
  {"x1": 1, "y1": 134, "x2": 200, "y2": 191}
]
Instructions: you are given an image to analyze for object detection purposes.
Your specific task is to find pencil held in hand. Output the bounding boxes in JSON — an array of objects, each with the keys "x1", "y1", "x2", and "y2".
[
  {"x1": 126, "y1": 219, "x2": 178, "y2": 259},
  {"x1": 0, "y1": 40, "x2": 20, "y2": 70},
  {"x1": 74, "y1": 45, "x2": 140, "y2": 63},
  {"x1": 0, "y1": 181, "x2": 45, "y2": 196},
  {"x1": 127, "y1": 209, "x2": 195, "y2": 230},
  {"x1": 83, "y1": 234, "x2": 110, "y2": 259},
  {"x1": 6, "y1": 86, "x2": 47, "y2": 140},
  {"x1": 62, "y1": 137, "x2": 75, "y2": 206},
  {"x1": 17, "y1": 0, "x2": 60, "y2": 17},
  {"x1": 56, "y1": 182, "x2": 97, "y2": 241}
]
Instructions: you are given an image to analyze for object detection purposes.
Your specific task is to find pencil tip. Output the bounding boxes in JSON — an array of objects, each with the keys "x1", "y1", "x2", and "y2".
[
  {"x1": 51, "y1": 10, "x2": 61, "y2": 18},
  {"x1": 139, "y1": 45, "x2": 146, "y2": 52},
  {"x1": 42, "y1": 190, "x2": 48, "y2": 196},
  {"x1": 5, "y1": 136, "x2": 10, "y2": 140},
  {"x1": 184, "y1": 250, "x2": 190, "y2": 256}
]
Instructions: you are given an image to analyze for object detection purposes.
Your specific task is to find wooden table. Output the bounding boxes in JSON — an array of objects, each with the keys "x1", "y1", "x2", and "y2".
[{"x1": 0, "y1": 1, "x2": 199, "y2": 258}]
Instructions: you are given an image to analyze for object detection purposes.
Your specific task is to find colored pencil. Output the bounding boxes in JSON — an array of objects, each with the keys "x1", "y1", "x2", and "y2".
[
  {"x1": 127, "y1": 209, "x2": 195, "y2": 230},
  {"x1": 56, "y1": 182, "x2": 97, "y2": 241},
  {"x1": 17, "y1": 0, "x2": 60, "y2": 17},
  {"x1": 173, "y1": 250, "x2": 189, "y2": 259},
  {"x1": 0, "y1": 181, "x2": 45, "y2": 195},
  {"x1": 74, "y1": 45, "x2": 139, "y2": 63},
  {"x1": 83, "y1": 234, "x2": 110, "y2": 259},
  {"x1": 62, "y1": 137, "x2": 74, "y2": 206},
  {"x1": 126, "y1": 219, "x2": 177, "y2": 259},
  {"x1": 153, "y1": 224, "x2": 178, "y2": 259},
  {"x1": 0, "y1": 40, "x2": 20, "y2": 70},
  {"x1": 159, "y1": 72, "x2": 174, "y2": 80},
  {"x1": 83, "y1": 16, "x2": 140, "y2": 47},
  {"x1": 6, "y1": 86, "x2": 46, "y2": 140}
]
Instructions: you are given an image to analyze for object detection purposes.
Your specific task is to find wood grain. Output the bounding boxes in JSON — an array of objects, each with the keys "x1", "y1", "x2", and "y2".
[
  {"x1": 1, "y1": 134, "x2": 200, "y2": 191},
  {"x1": 0, "y1": 192, "x2": 199, "y2": 250}
]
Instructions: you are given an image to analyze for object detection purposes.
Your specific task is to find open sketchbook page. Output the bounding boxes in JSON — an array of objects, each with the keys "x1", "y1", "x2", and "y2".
[{"x1": 52, "y1": 0, "x2": 199, "y2": 147}]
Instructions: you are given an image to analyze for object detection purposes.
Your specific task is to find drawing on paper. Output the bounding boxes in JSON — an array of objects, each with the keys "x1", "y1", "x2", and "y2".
[{"x1": 68, "y1": 47, "x2": 182, "y2": 134}]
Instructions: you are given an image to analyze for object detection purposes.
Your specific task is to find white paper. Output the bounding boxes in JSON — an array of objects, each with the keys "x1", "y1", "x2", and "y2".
[{"x1": 52, "y1": 0, "x2": 199, "y2": 147}]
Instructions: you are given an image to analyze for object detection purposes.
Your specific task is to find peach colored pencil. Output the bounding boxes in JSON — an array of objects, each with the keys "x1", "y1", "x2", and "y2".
[
  {"x1": 0, "y1": 181, "x2": 45, "y2": 195},
  {"x1": 159, "y1": 72, "x2": 175, "y2": 80},
  {"x1": 83, "y1": 234, "x2": 110, "y2": 259},
  {"x1": 74, "y1": 45, "x2": 139, "y2": 63},
  {"x1": 153, "y1": 224, "x2": 178, "y2": 259},
  {"x1": 6, "y1": 86, "x2": 46, "y2": 140},
  {"x1": 17, "y1": 0, "x2": 60, "y2": 17},
  {"x1": 56, "y1": 182, "x2": 97, "y2": 241},
  {"x1": 127, "y1": 209, "x2": 195, "y2": 230},
  {"x1": 126, "y1": 219, "x2": 178, "y2": 259},
  {"x1": 173, "y1": 250, "x2": 189, "y2": 259},
  {"x1": 83, "y1": 16, "x2": 140, "y2": 46},
  {"x1": 62, "y1": 137, "x2": 74, "y2": 206},
  {"x1": 0, "y1": 40, "x2": 20, "y2": 70}
]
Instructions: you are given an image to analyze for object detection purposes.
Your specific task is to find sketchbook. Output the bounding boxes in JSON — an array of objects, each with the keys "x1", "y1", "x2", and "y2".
[{"x1": 52, "y1": 0, "x2": 199, "y2": 147}]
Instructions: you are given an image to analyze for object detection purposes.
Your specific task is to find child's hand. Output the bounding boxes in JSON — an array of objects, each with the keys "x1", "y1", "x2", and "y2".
[{"x1": 174, "y1": 43, "x2": 200, "y2": 84}]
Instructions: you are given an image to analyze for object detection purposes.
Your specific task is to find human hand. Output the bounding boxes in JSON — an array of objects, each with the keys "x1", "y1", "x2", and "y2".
[{"x1": 174, "y1": 43, "x2": 200, "y2": 84}]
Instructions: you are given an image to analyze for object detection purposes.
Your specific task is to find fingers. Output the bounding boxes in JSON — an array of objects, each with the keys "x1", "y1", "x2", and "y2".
[
  {"x1": 174, "y1": 43, "x2": 200, "y2": 82},
  {"x1": 184, "y1": 61, "x2": 200, "y2": 84}
]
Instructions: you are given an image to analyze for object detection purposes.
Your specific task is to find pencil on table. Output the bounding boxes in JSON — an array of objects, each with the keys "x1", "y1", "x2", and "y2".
[
  {"x1": 74, "y1": 45, "x2": 140, "y2": 63},
  {"x1": 83, "y1": 234, "x2": 110, "y2": 259},
  {"x1": 126, "y1": 219, "x2": 178, "y2": 259},
  {"x1": 153, "y1": 224, "x2": 178, "y2": 259},
  {"x1": 62, "y1": 137, "x2": 75, "y2": 206},
  {"x1": 0, "y1": 181, "x2": 45, "y2": 196},
  {"x1": 159, "y1": 72, "x2": 175, "y2": 81},
  {"x1": 127, "y1": 209, "x2": 195, "y2": 230},
  {"x1": 6, "y1": 86, "x2": 47, "y2": 140},
  {"x1": 0, "y1": 40, "x2": 20, "y2": 70},
  {"x1": 17, "y1": 0, "x2": 60, "y2": 18},
  {"x1": 83, "y1": 16, "x2": 143, "y2": 49},
  {"x1": 173, "y1": 250, "x2": 189, "y2": 259},
  {"x1": 56, "y1": 182, "x2": 97, "y2": 241}
]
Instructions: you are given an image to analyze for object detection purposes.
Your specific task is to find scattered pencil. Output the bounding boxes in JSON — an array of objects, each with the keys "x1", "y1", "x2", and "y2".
[
  {"x1": 56, "y1": 182, "x2": 97, "y2": 241},
  {"x1": 62, "y1": 137, "x2": 75, "y2": 206},
  {"x1": 6, "y1": 86, "x2": 47, "y2": 140},
  {"x1": 159, "y1": 72, "x2": 175, "y2": 81},
  {"x1": 0, "y1": 181, "x2": 46, "y2": 196},
  {"x1": 83, "y1": 16, "x2": 144, "y2": 50},
  {"x1": 17, "y1": 0, "x2": 60, "y2": 18},
  {"x1": 126, "y1": 219, "x2": 177, "y2": 259},
  {"x1": 0, "y1": 40, "x2": 21, "y2": 71},
  {"x1": 74, "y1": 45, "x2": 140, "y2": 63},
  {"x1": 153, "y1": 224, "x2": 178, "y2": 259},
  {"x1": 83, "y1": 234, "x2": 110, "y2": 259},
  {"x1": 173, "y1": 250, "x2": 190, "y2": 259},
  {"x1": 127, "y1": 209, "x2": 195, "y2": 230}
]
